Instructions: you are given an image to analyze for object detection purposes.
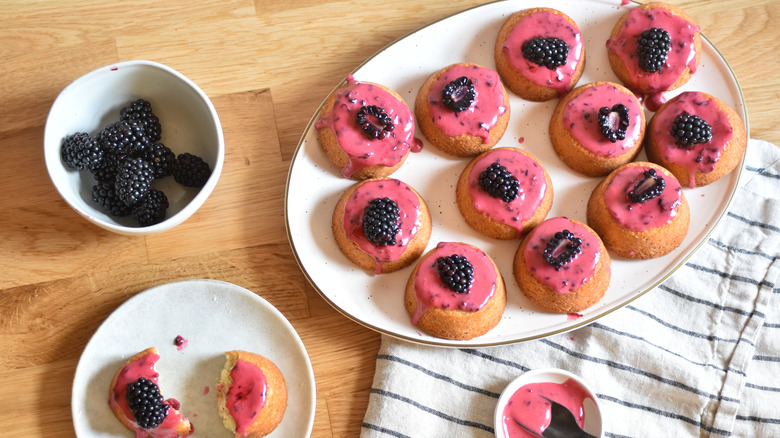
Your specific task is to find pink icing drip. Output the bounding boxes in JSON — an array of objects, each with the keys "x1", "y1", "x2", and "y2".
[
  {"x1": 467, "y1": 148, "x2": 547, "y2": 238},
  {"x1": 651, "y1": 92, "x2": 734, "y2": 188},
  {"x1": 501, "y1": 378, "x2": 593, "y2": 438},
  {"x1": 501, "y1": 11, "x2": 584, "y2": 94},
  {"x1": 562, "y1": 83, "x2": 643, "y2": 157},
  {"x1": 523, "y1": 217, "x2": 602, "y2": 294},
  {"x1": 343, "y1": 179, "x2": 423, "y2": 274},
  {"x1": 411, "y1": 242, "x2": 497, "y2": 324},
  {"x1": 604, "y1": 165, "x2": 682, "y2": 231},
  {"x1": 315, "y1": 77, "x2": 415, "y2": 178},
  {"x1": 226, "y1": 359, "x2": 267, "y2": 435},
  {"x1": 606, "y1": 7, "x2": 699, "y2": 98},
  {"x1": 426, "y1": 64, "x2": 507, "y2": 143},
  {"x1": 108, "y1": 352, "x2": 188, "y2": 438}
]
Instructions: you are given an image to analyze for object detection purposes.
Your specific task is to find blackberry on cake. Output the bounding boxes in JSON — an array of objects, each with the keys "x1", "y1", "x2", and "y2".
[
  {"x1": 670, "y1": 112, "x2": 712, "y2": 147},
  {"x1": 440, "y1": 76, "x2": 476, "y2": 112},
  {"x1": 126, "y1": 377, "x2": 169, "y2": 430},
  {"x1": 522, "y1": 37, "x2": 569, "y2": 70},
  {"x1": 637, "y1": 28, "x2": 671, "y2": 73},
  {"x1": 437, "y1": 254, "x2": 474, "y2": 294},
  {"x1": 478, "y1": 162, "x2": 520, "y2": 203},
  {"x1": 362, "y1": 197, "x2": 401, "y2": 246}
]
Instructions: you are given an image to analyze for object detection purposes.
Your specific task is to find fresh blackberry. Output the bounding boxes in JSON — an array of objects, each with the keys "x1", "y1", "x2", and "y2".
[
  {"x1": 126, "y1": 377, "x2": 169, "y2": 430},
  {"x1": 637, "y1": 28, "x2": 671, "y2": 73},
  {"x1": 171, "y1": 153, "x2": 211, "y2": 187},
  {"x1": 437, "y1": 254, "x2": 474, "y2": 294},
  {"x1": 91, "y1": 181, "x2": 133, "y2": 217},
  {"x1": 598, "y1": 104, "x2": 630, "y2": 143},
  {"x1": 61, "y1": 132, "x2": 103, "y2": 171},
  {"x1": 670, "y1": 112, "x2": 712, "y2": 148},
  {"x1": 143, "y1": 143, "x2": 176, "y2": 179},
  {"x1": 478, "y1": 162, "x2": 520, "y2": 202},
  {"x1": 441, "y1": 76, "x2": 476, "y2": 112},
  {"x1": 89, "y1": 151, "x2": 122, "y2": 183},
  {"x1": 363, "y1": 198, "x2": 401, "y2": 246},
  {"x1": 115, "y1": 158, "x2": 154, "y2": 206},
  {"x1": 522, "y1": 37, "x2": 569, "y2": 70},
  {"x1": 628, "y1": 169, "x2": 666, "y2": 203},
  {"x1": 133, "y1": 189, "x2": 169, "y2": 226},
  {"x1": 543, "y1": 230, "x2": 582, "y2": 271},
  {"x1": 98, "y1": 119, "x2": 150, "y2": 161},
  {"x1": 355, "y1": 105, "x2": 395, "y2": 140},
  {"x1": 120, "y1": 99, "x2": 162, "y2": 142}
]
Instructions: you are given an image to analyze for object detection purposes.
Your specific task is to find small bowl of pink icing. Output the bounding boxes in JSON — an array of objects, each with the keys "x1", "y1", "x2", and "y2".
[{"x1": 494, "y1": 368, "x2": 603, "y2": 438}]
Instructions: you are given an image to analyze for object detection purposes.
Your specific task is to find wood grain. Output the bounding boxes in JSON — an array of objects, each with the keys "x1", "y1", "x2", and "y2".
[{"x1": 0, "y1": 0, "x2": 777, "y2": 437}]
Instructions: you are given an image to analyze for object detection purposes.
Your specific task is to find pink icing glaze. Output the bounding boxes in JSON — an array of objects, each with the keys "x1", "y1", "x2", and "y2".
[
  {"x1": 467, "y1": 148, "x2": 548, "y2": 238},
  {"x1": 562, "y1": 83, "x2": 643, "y2": 157},
  {"x1": 426, "y1": 64, "x2": 508, "y2": 143},
  {"x1": 651, "y1": 91, "x2": 734, "y2": 188},
  {"x1": 315, "y1": 76, "x2": 416, "y2": 178},
  {"x1": 343, "y1": 179, "x2": 424, "y2": 274},
  {"x1": 501, "y1": 378, "x2": 593, "y2": 438},
  {"x1": 501, "y1": 10, "x2": 584, "y2": 95},
  {"x1": 604, "y1": 165, "x2": 682, "y2": 231},
  {"x1": 411, "y1": 242, "x2": 497, "y2": 325},
  {"x1": 108, "y1": 351, "x2": 190, "y2": 438},
  {"x1": 225, "y1": 359, "x2": 268, "y2": 436},
  {"x1": 523, "y1": 217, "x2": 602, "y2": 294},
  {"x1": 606, "y1": 6, "x2": 699, "y2": 104}
]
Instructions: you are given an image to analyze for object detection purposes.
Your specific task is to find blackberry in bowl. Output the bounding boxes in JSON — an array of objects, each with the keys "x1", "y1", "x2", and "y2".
[{"x1": 44, "y1": 60, "x2": 224, "y2": 235}]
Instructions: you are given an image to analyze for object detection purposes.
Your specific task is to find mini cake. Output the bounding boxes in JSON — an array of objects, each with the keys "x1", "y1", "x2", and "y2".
[
  {"x1": 333, "y1": 178, "x2": 432, "y2": 274},
  {"x1": 549, "y1": 81, "x2": 646, "y2": 177},
  {"x1": 513, "y1": 217, "x2": 611, "y2": 313},
  {"x1": 587, "y1": 162, "x2": 690, "y2": 259},
  {"x1": 415, "y1": 62, "x2": 510, "y2": 157},
  {"x1": 606, "y1": 2, "x2": 702, "y2": 111},
  {"x1": 217, "y1": 350, "x2": 287, "y2": 438},
  {"x1": 456, "y1": 147, "x2": 553, "y2": 240},
  {"x1": 315, "y1": 76, "x2": 418, "y2": 179},
  {"x1": 645, "y1": 91, "x2": 747, "y2": 189},
  {"x1": 495, "y1": 8, "x2": 585, "y2": 101},
  {"x1": 405, "y1": 241, "x2": 506, "y2": 340},
  {"x1": 108, "y1": 347, "x2": 192, "y2": 438}
]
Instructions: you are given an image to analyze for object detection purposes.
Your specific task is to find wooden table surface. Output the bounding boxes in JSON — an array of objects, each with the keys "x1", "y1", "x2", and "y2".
[{"x1": 1, "y1": 0, "x2": 778, "y2": 436}]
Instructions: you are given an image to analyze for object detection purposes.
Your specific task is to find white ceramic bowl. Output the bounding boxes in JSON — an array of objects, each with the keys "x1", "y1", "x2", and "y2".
[
  {"x1": 44, "y1": 60, "x2": 224, "y2": 235},
  {"x1": 494, "y1": 368, "x2": 604, "y2": 437}
]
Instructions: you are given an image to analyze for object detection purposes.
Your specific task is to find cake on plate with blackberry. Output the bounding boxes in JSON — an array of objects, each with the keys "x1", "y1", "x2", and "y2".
[
  {"x1": 415, "y1": 62, "x2": 510, "y2": 157},
  {"x1": 514, "y1": 217, "x2": 611, "y2": 313},
  {"x1": 405, "y1": 241, "x2": 506, "y2": 340},
  {"x1": 549, "y1": 81, "x2": 645, "y2": 177},
  {"x1": 495, "y1": 8, "x2": 585, "y2": 101},
  {"x1": 456, "y1": 147, "x2": 553, "y2": 240},
  {"x1": 587, "y1": 162, "x2": 690, "y2": 259}
]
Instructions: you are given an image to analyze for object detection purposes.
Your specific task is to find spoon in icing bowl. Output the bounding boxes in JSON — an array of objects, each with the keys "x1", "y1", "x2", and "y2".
[{"x1": 540, "y1": 398, "x2": 597, "y2": 438}]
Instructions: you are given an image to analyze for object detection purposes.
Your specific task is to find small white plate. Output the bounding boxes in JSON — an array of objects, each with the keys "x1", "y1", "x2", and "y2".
[
  {"x1": 285, "y1": 0, "x2": 747, "y2": 347},
  {"x1": 494, "y1": 368, "x2": 603, "y2": 437},
  {"x1": 71, "y1": 279, "x2": 315, "y2": 437}
]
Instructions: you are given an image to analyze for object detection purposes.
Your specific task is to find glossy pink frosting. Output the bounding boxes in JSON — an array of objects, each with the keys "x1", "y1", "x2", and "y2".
[
  {"x1": 651, "y1": 92, "x2": 734, "y2": 188},
  {"x1": 225, "y1": 359, "x2": 267, "y2": 436},
  {"x1": 467, "y1": 148, "x2": 547, "y2": 238},
  {"x1": 523, "y1": 217, "x2": 603, "y2": 294},
  {"x1": 426, "y1": 64, "x2": 507, "y2": 143},
  {"x1": 606, "y1": 6, "x2": 699, "y2": 108},
  {"x1": 108, "y1": 351, "x2": 189, "y2": 438},
  {"x1": 562, "y1": 83, "x2": 643, "y2": 158},
  {"x1": 501, "y1": 10, "x2": 584, "y2": 95},
  {"x1": 411, "y1": 242, "x2": 497, "y2": 325},
  {"x1": 501, "y1": 378, "x2": 593, "y2": 438},
  {"x1": 315, "y1": 76, "x2": 416, "y2": 178},
  {"x1": 343, "y1": 179, "x2": 424, "y2": 274},
  {"x1": 604, "y1": 165, "x2": 682, "y2": 231}
]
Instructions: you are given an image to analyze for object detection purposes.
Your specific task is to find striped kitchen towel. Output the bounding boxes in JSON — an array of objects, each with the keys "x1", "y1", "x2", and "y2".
[{"x1": 361, "y1": 139, "x2": 780, "y2": 438}]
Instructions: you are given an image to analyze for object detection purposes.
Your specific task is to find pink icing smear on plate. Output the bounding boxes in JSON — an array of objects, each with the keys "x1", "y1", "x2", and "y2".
[
  {"x1": 411, "y1": 242, "x2": 497, "y2": 325},
  {"x1": 501, "y1": 10, "x2": 584, "y2": 95},
  {"x1": 523, "y1": 217, "x2": 603, "y2": 294},
  {"x1": 467, "y1": 148, "x2": 548, "y2": 238},
  {"x1": 604, "y1": 164, "x2": 683, "y2": 231},
  {"x1": 342, "y1": 178, "x2": 424, "y2": 274},
  {"x1": 315, "y1": 76, "x2": 416, "y2": 178},
  {"x1": 426, "y1": 64, "x2": 507, "y2": 143},
  {"x1": 501, "y1": 377, "x2": 593, "y2": 438}
]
